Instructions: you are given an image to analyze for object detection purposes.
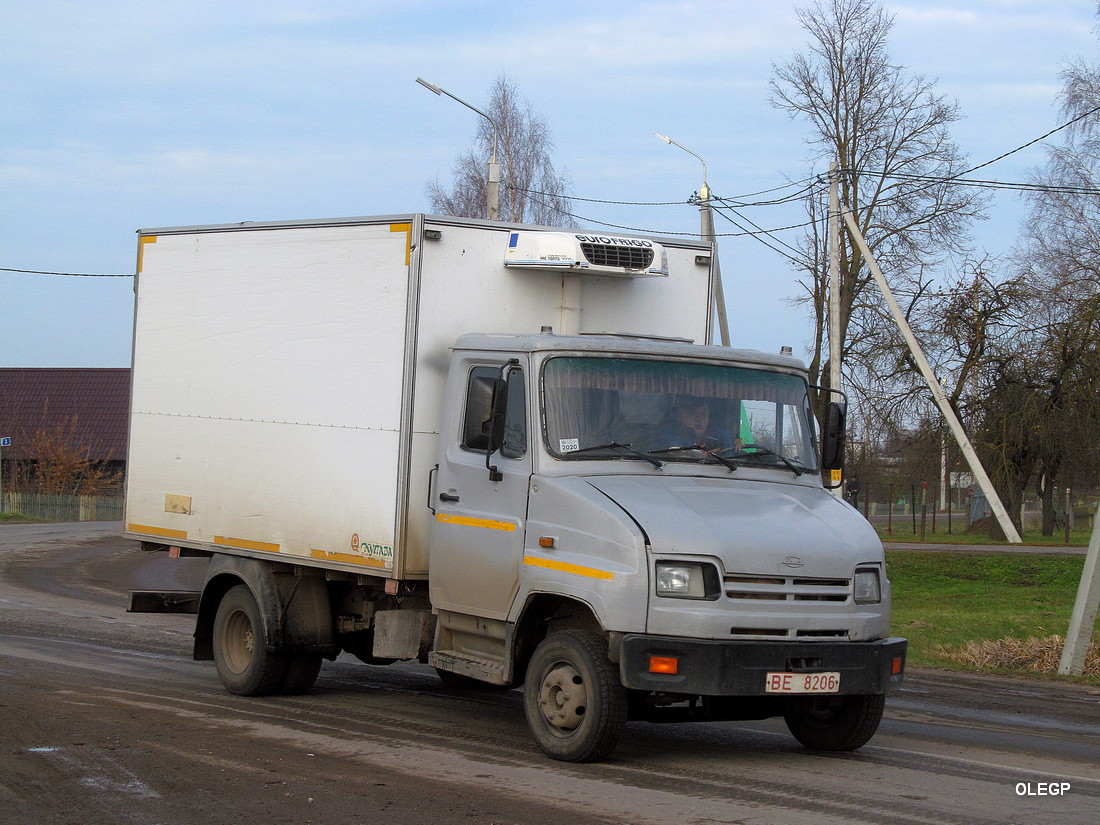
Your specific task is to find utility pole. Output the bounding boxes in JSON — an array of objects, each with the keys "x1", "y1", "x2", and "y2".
[
  {"x1": 826, "y1": 163, "x2": 843, "y2": 495},
  {"x1": 417, "y1": 77, "x2": 500, "y2": 221},
  {"x1": 828, "y1": 163, "x2": 842, "y2": 399},
  {"x1": 655, "y1": 133, "x2": 730, "y2": 346},
  {"x1": 1058, "y1": 500, "x2": 1100, "y2": 675}
]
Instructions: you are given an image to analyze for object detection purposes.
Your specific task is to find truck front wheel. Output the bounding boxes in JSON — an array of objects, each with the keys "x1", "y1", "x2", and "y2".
[
  {"x1": 523, "y1": 630, "x2": 627, "y2": 762},
  {"x1": 783, "y1": 693, "x2": 885, "y2": 751},
  {"x1": 213, "y1": 584, "x2": 289, "y2": 696}
]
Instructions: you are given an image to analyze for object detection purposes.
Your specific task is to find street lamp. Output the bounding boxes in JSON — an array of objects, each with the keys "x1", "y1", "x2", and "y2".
[
  {"x1": 417, "y1": 77, "x2": 500, "y2": 221},
  {"x1": 655, "y1": 133, "x2": 730, "y2": 346}
]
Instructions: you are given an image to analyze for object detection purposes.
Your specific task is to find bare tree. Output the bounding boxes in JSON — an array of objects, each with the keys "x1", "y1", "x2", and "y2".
[
  {"x1": 770, "y1": 0, "x2": 986, "y2": 426},
  {"x1": 426, "y1": 75, "x2": 575, "y2": 226},
  {"x1": 992, "y1": 11, "x2": 1100, "y2": 533},
  {"x1": 9, "y1": 403, "x2": 119, "y2": 496}
]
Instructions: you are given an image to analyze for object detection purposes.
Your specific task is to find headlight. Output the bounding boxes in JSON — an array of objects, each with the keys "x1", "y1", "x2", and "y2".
[
  {"x1": 853, "y1": 568, "x2": 881, "y2": 604},
  {"x1": 655, "y1": 562, "x2": 719, "y2": 600}
]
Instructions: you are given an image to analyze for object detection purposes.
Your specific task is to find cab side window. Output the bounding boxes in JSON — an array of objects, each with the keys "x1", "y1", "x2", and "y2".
[{"x1": 461, "y1": 366, "x2": 527, "y2": 458}]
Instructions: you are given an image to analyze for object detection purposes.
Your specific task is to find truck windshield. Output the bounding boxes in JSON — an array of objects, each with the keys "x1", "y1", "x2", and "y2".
[{"x1": 542, "y1": 356, "x2": 818, "y2": 472}]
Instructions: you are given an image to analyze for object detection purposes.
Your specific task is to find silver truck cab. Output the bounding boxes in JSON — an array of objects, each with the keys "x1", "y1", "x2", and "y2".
[{"x1": 428, "y1": 332, "x2": 906, "y2": 762}]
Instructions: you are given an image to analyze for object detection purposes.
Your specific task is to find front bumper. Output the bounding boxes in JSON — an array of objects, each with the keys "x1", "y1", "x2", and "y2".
[{"x1": 619, "y1": 635, "x2": 907, "y2": 695}]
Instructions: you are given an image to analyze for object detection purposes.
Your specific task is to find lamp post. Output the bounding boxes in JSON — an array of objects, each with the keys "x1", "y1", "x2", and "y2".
[
  {"x1": 416, "y1": 77, "x2": 500, "y2": 221},
  {"x1": 655, "y1": 133, "x2": 730, "y2": 346}
]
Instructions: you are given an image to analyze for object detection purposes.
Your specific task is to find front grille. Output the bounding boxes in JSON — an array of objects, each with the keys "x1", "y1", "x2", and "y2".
[
  {"x1": 725, "y1": 573, "x2": 853, "y2": 640},
  {"x1": 724, "y1": 574, "x2": 851, "y2": 603},
  {"x1": 579, "y1": 241, "x2": 654, "y2": 271}
]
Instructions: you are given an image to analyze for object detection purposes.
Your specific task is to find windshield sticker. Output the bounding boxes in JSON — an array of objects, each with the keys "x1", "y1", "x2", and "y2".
[{"x1": 559, "y1": 438, "x2": 580, "y2": 453}]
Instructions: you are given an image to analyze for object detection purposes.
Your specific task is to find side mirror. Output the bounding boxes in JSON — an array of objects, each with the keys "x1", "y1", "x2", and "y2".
[
  {"x1": 821, "y1": 401, "x2": 846, "y2": 471},
  {"x1": 484, "y1": 359, "x2": 519, "y2": 481}
]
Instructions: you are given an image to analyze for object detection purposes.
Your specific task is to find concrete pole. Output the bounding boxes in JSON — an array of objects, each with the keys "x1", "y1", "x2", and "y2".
[
  {"x1": 828, "y1": 163, "x2": 842, "y2": 397},
  {"x1": 838, "y1": 204, "x2": 1023, "y2": 544},
  {"x1": 701, "y1": 202, "x2": 730, "y2": 346},
  {"x1": 1058, "y1": 500, "x2": 1100, "y2": 675},
  {"x1": 827, "y1": 163, "x2": 843, "y2": 496}
]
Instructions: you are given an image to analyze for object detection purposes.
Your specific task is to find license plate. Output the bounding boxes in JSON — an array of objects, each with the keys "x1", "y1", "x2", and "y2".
[{"x1": 765, "y1": 671, "x2": 841, "y2": 694}]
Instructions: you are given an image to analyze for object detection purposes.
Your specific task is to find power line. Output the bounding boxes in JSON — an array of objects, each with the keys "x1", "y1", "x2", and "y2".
[
  {"x1": 0, "y1": 267, "x2": 133, "y2": 277},
  {"x1": 12, "y1": 113, "x2": 1094, "y2": 278},
  {"x1": 958, "y1": 104, "x2": 1100, "y2": 179},
  {"x1": 711, "y1": 205, "x2": 806, "y2": 265},
  {"x1": 839, "y1": 170, "x2": 1100, "y2": 196},
  {"x1": 527, "y1": 189, "x2": 819, "y2": 240},
  {"x1": 833, "y1": 106, "x2": 1100, "y2": 195},
  {"x1": 512, "y1": 177, "x2": 817, "y2": 209},
  {"x1": 506, "y1": 187, "x2": 686, "y2": 207}
]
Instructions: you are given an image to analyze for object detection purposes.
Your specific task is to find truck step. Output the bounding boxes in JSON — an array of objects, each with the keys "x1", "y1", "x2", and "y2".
[{"x1": 428, "y1": 650, "x2": 507, "y2": 685}]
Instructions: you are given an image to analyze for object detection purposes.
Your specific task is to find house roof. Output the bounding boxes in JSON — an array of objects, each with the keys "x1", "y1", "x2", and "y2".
[{"x1": 0, "y1": 368, "x2": 130, "y2": 461}]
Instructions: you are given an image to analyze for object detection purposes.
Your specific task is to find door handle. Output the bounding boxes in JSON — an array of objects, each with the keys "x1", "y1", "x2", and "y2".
[{"x1": 439, "y1": 492, "x2": 460, "y2": 503}]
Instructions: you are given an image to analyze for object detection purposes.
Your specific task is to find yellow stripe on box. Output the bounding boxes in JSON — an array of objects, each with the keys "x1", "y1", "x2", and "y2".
[
  {"x1": 436, "y1": 513, "x2": 517, "y2": 532},
  {"x1": 215, "y1": 535, "x2": 280, "y2": 554},
  {"x1": 128, "y1": 523, "x2": 188, "y2": 541},
  {"x1": 390, "y1": 222, "x2": 412, "y2": 265},
  {"x1": 137, "y1": 235, "x2": 157, "y2": 273},
  {"x1": 523, "y1": 555, "x2": 614, "y2": 581},
  {"x1": 310, "y1": 549, "x2": 386, "y2": 568}
]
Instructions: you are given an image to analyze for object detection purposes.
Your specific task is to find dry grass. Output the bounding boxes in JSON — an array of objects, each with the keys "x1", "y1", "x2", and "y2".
[{"x1": 936, "y1": 635, "x2": 1100, "y2": 677}]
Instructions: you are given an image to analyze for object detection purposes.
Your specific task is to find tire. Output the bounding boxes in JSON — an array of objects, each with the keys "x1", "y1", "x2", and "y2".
[
  {"x1": 280, "y1": 653, "x2": 323, "y2": 696},
  {"x1": 783, "y1": 693, "x2": 885, "y2": 751},
  {"x1": 523, "y1": 630, "x2": 627, "y2": 763},
  {"x1": 212, "y1": 584, "x2": 288, "y2": 696}
]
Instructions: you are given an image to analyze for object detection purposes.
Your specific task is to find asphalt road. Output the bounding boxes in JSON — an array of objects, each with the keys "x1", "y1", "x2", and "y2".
[{"x1": 1, "y1": 522, "x2": 1098, "y2": 825}]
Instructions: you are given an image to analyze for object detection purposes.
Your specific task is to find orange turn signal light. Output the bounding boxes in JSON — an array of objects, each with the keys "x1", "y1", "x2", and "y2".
[
  {"x1": 539, "y1": 536, "x2": 555, "y2": 548},
  {"x1": 891, "y1": 656, "x2": 904, "y2": 675},
  {"x1": 648, "y1": 655, "x2": 679, "y2": 675}
]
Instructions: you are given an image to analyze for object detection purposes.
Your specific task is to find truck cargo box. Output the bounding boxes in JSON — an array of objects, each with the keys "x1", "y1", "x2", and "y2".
[{"x1": 124, "y1": 214, "x2": 714, "y2": 579}]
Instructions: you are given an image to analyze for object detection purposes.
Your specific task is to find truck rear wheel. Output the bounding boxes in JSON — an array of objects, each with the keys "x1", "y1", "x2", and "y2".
[
  {"x1": 213, "y1": 584, "x2": 289, "y2": 696},
  {"x1": 523, "y1": 630, "x2": 627, "y2": 762},
  {"x1": 280, "y1": 653, "x2": 323, "y2": 695},
  {"x1": 783, "y1": 693, "x2": 885, "y2": 751}
]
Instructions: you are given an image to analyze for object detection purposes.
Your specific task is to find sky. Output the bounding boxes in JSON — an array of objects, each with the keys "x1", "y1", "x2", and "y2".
[{"x1": 1, "y1": 0, "x2": 1096, "y2": 367}]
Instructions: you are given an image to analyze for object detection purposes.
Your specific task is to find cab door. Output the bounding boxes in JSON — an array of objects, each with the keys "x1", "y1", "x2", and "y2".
[{"x1": 429, "y1": 360, "x2": 530, "y2": 621}]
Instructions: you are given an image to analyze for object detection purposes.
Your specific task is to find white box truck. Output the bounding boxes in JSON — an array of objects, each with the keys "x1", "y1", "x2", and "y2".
[{"x1": 125, "y1": 213, "x2": 906, "y2": 762}]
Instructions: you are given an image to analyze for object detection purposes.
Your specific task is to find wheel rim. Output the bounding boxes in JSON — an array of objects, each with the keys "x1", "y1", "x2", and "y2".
[
  {"x1": 537, "y1": 662, "x2": 587, "y2": 733},
  {"x1": 222, "y1": 608, "x2": 255, "y2": 675}
]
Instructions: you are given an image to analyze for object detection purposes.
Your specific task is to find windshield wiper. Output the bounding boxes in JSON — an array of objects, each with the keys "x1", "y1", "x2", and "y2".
[
  {"x1": 567, "y1": 442, "x2": 663, "y2": 469},
  {"x1": 714, "y1": 446, "x2": 809, "y2": 476},
  {"x1": 650, "y1": 445, "x2": 737, "y2": 473}
]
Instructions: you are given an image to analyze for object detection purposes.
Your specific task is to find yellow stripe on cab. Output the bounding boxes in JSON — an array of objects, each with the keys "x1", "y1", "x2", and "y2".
[
  {"x1": 524, "y1": 555, "x2": 614, "y2": 581},
  {"x1": 436, "y1": 513, "x2": 517, "y2": 532}
]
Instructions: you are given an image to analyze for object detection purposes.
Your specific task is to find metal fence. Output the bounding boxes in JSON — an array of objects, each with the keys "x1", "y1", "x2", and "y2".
[
  {"x1": 1, "y1": 492, "x2": 124, "y2": 522},
  {"x1": 849, "y1": 483, "x2": 1098, "y2": 536}
]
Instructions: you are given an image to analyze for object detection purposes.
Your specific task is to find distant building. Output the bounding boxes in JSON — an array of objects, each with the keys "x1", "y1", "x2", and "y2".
[{"x1": 0, "y1": 368, "x2": 130, "y2": 491}]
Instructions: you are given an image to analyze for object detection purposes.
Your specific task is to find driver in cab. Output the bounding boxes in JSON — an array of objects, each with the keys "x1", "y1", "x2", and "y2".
[{"x1": 658, "y1": 396, "x2": 734, "y2": 452}]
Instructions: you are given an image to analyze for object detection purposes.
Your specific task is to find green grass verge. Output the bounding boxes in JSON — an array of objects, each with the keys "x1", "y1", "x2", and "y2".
[
  {"x1": 0, "y1": 512, "x2": 42, "y2": 523},
  {"x1": 877, "y1": 525, "x2": 1093, "y2": 546},
  {"x1": 886, "y1": 550, "x2": 1099, "y2": 685}
]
